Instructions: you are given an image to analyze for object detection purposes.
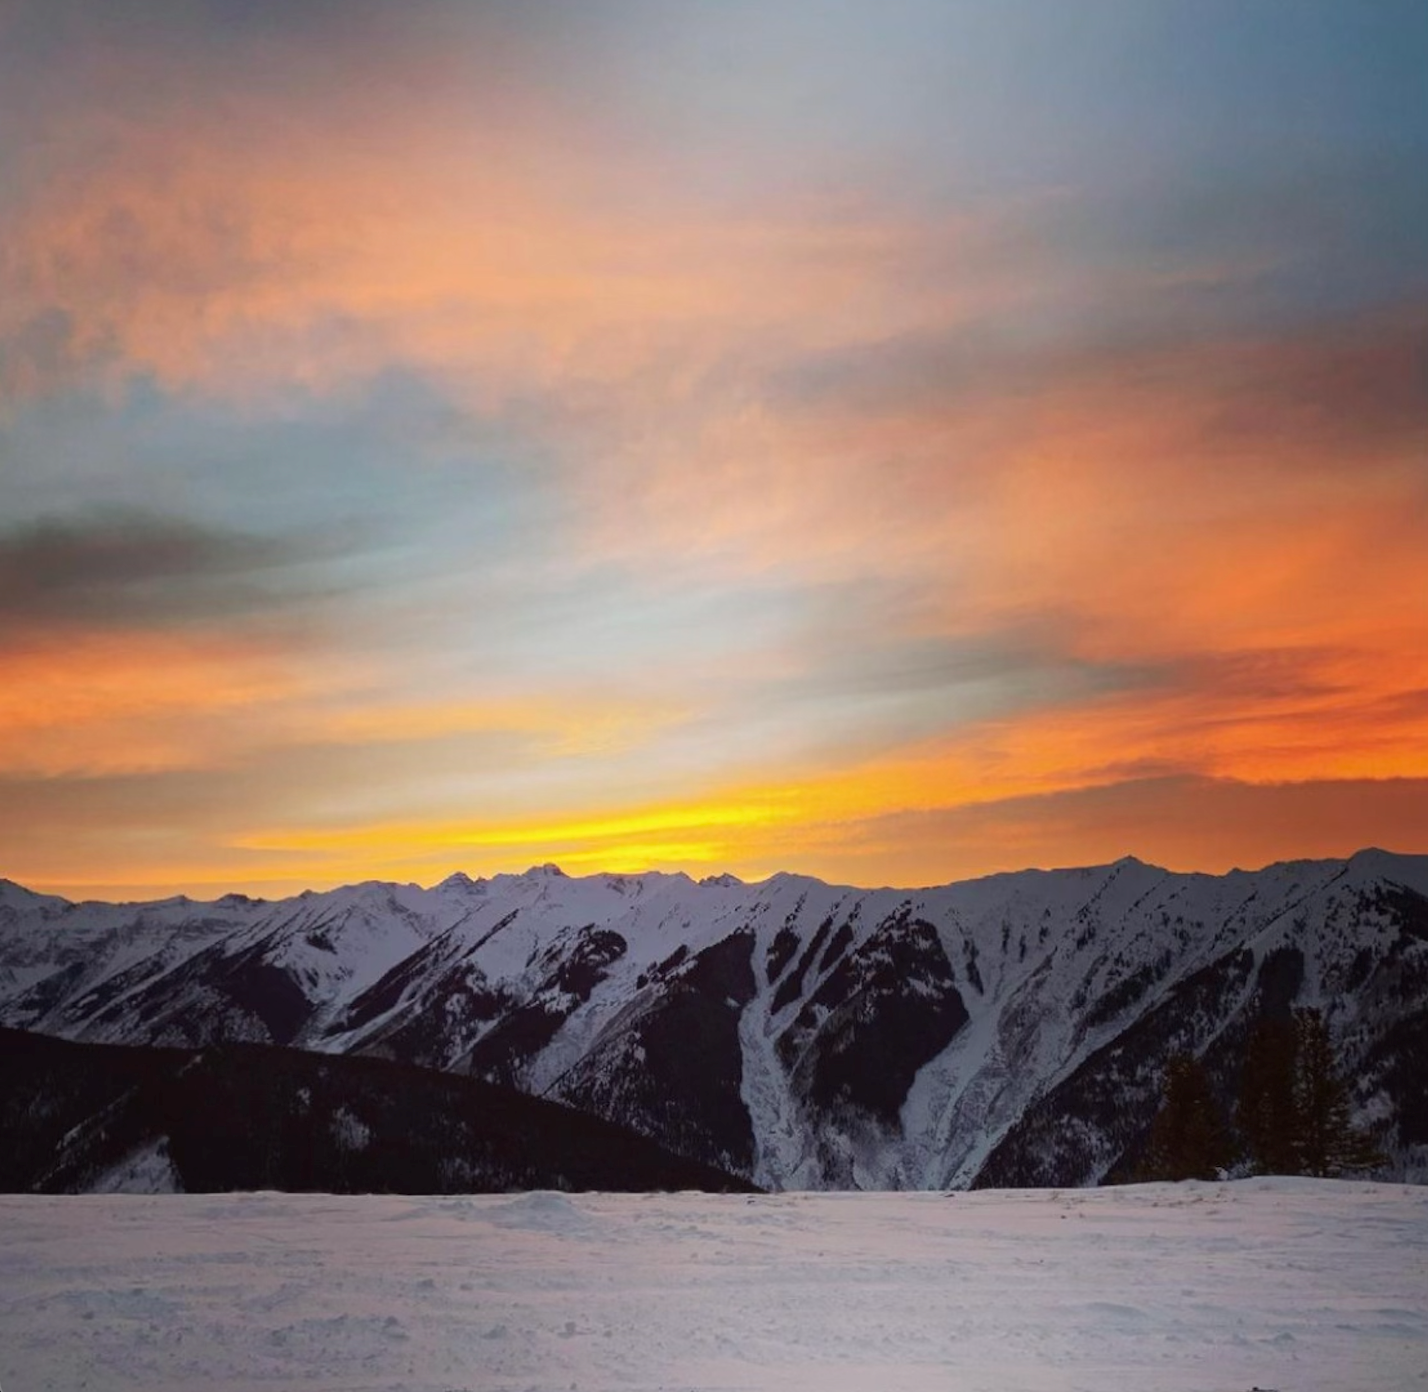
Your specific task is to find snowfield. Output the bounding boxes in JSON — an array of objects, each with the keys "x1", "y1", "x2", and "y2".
[{"x1": 1, "y1": 1180, "x2": 1425, "y2": 1392}]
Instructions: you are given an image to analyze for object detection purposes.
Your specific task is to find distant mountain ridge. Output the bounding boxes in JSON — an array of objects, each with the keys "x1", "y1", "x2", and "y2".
[{"x1": 3, "y1": 850, "x2": 1426, "y2": 1189}]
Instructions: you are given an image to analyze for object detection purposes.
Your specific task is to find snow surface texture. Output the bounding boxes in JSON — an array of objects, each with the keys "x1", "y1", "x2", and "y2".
[
  {"x1": 1, "y1": 1180, "x2": 1424, "y2": 1392},
  {"x1": 4, "y1": 849, "x2": 1427, "y2": 1189}
]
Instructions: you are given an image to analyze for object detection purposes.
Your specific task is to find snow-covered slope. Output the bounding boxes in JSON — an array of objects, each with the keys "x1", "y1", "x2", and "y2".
[
  {"x1": 3, "y1": 851, "x2": 1426, "y2": 1188},
  {"x1": 3, "y1": 1182, "x2": 1425, "y2": 1392}
]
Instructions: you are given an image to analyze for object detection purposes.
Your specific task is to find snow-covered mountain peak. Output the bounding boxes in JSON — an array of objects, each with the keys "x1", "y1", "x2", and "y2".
[
  {"x1": 1345, "y1": 846, "x2": 1428, "y2": 894},
  {"x1": 215, "y1": 892, "x2": 265, "y2": 909},
  {"x1": 434, "y1": 871, "x2": 487, "y2": 894},
  {"x1": 0, "y1": 879, "x2": 69, "y2": 913},
  {"x1": 589, "y1": 871, "x2": 677, "y2": 898}
]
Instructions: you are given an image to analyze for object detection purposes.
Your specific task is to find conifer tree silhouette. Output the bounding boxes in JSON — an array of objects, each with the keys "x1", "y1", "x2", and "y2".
[
  {"x1": 1237, "y1": 1016, "x2": 1300, "y2": 1175},
  {"x1": 1141, "y1": 1053, "x2": 1232, "y2": 1181},
  {"x1": 1292, "y1": 1008, "x2": 1384, "y2": 1178}
]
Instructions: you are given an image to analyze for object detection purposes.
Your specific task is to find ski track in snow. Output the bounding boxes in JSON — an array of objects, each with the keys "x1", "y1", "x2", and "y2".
[{"x1": 1, "y1": 1179, "x2": 1424, "y2": 1392}]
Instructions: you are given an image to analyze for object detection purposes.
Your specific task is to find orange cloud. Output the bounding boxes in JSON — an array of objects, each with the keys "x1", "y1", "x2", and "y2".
[
  {"x1": 0, "y1": 630, "x2": 332, "y2": 776},
  {"x1": 317, "y1": 692, "x2": 692, "y2": 759},
  {"x1": 3, "y1": 26, "x2": 1023, "y2": 422}
]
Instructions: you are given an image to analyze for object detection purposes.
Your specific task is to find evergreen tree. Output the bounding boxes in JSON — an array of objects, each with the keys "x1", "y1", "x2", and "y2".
[
  {"x1": 1140, "y1": 1053, "x2": 1232, "y2": 1182},
  {"x1": 1292, "y1": 1008, "x2": 1384, "y2": 1178},
  {"x1": 1236, "y1": 1017, "x2": 1300, "y2": 1175},
  {"x1": 1235, "y1": 1007, "x2": 1384, "y2": 1178}
]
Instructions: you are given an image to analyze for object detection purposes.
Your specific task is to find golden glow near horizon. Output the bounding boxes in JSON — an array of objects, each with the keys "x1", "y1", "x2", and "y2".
[{"x1": 2, "y1": 3, "x2": 1426, "y2": 900}]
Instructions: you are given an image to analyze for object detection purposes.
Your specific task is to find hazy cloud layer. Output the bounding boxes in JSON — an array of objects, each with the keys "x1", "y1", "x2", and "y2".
[{"x1": 0, "y1": 512, "x2": 316, "y2": 632}]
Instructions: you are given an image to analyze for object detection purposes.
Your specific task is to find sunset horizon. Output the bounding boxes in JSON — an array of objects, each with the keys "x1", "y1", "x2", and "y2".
[
  {"x1": 12, "y1": 832, "x2": 1428, "y2": 909},
  {"x1": 4, "y1": 2, "x2": 1425, "y2": 902}
]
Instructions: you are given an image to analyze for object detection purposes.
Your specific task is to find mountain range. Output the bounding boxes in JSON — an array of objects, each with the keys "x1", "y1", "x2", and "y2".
[{"x1": 3, "y1": 849, "x2": 1425, "y2": 1190}]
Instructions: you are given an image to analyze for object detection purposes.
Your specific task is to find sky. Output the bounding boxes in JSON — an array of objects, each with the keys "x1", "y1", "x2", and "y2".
[{"x1": 2, "y1": 0, "x2": 1426, "y2": 899}]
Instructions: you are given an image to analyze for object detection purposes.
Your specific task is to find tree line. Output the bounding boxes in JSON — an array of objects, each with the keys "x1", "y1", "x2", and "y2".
[{"x1": 1138, "y1": 1007, "x2": 1384, "y2": 1182}]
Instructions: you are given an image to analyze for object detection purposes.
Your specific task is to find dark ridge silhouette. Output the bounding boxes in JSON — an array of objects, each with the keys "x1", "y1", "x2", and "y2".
[{"x1": 0, "y1": 1027, "x2": 759, "y2": 1195}]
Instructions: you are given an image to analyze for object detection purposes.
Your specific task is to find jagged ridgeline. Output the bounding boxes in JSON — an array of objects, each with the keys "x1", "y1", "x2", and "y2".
[{"x1": 2, "y1": 849, "x2": 1426, "y2": 1191}]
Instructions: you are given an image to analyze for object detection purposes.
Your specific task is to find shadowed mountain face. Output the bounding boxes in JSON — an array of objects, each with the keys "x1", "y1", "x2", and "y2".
[
  {"x1": 3, "y1": 851, "x2": 1427, "y2": 1189},
  {"x1": 0, "y1": 1027, "x2": 757, "y2": 1195}
]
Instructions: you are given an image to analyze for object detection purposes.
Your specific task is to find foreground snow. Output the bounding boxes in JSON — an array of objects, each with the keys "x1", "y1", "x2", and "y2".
[{"x1": 1, "y1": 1179, "x2": 1424, "y2": 1392}]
